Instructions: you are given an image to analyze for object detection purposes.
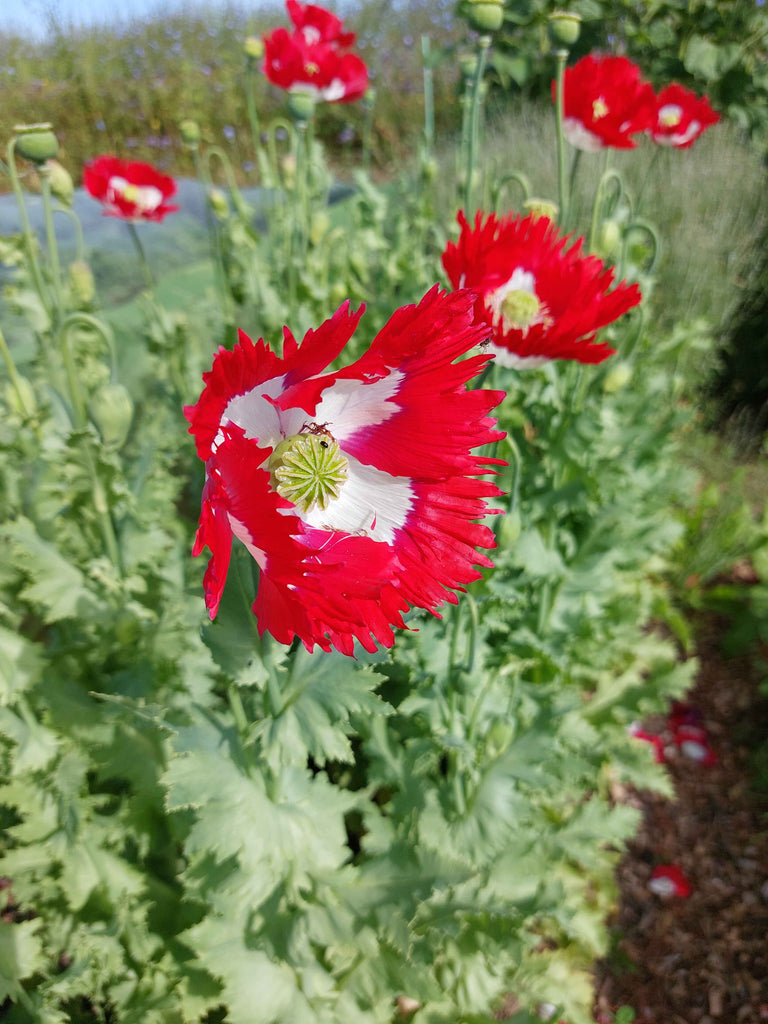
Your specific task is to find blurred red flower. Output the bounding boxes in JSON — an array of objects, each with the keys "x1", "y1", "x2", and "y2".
[
  {"x1": 286, "y1": 0, "x2": 356, "y2": 47},
  {"x1": 650, "y1": 83, "x2": 720, "y2": 149},
  {"x1": 441, "y1": 211, "x2": 642, "y2": 368},
  {"x1": 83, "y1": 154, "x2": 178, "y2": 222},
  {"x1": 557, "y1": 54, "x2": 656, "y2": 151},
  {"x1": 649, "y1": 864, "x2": 691, "y2": 898}
]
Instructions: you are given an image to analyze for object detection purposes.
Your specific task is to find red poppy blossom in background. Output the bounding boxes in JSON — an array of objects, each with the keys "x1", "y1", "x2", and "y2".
[
  {"x1": 557, "y1": 54, "x2": 656, "y2": 151},
  {"x1": 650, "y1": 83, "x2": 720, "y2": 149},
  {"x1": 648, "y1": 864, "x2": 691, "y2": 898},
  {"x1": 441, "y1": 211, "x2": 642, "y2": 368},
  {"x1": 263, "y1": 2, "x2": 368, "y2": 103},
  {"x1": 83, "y1": 154, "x2": 179, "y2": 222},
  {"x1": 185, "y1": 287, "x2": 505, "y2": 656},
  {"x1": 286, "y1": 0, "x2": 356, "y2": 47},
  {"x1": 673, "y1": 723, "x2": 718, "y2": 765}
]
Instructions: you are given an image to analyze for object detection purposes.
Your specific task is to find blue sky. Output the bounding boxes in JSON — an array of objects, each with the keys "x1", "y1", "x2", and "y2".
[{"x1": 3, "y1": 0, "x2": 236, "y2": 39}]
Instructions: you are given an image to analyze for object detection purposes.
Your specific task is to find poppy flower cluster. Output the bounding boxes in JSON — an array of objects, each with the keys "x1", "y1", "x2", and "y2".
[
  {"x1": 558, "y1": 54, "x2": 719, "y2": 152},
  {"x1": 185, "y1": 286, "x2": 505, "y2": 656},
  {"x1": 262, "y1": 0, "x2": 368, "y2": 104},
  {"x1": 84, "y1": 155, "x2": 179, "y2": 222},
  {"x1": 628, "y1": 701, "x2": 717, "y2": 766},
  {"x1": 441, "y1": 210, "x2": 642, "y2": 368}
]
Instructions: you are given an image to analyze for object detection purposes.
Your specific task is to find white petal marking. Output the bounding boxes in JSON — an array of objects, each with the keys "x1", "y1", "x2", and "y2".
[{"x1": 314, "y1": 372, "x2": 403, "y2": 442}]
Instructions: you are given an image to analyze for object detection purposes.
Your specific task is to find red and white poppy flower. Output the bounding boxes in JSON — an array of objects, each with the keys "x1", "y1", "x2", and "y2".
[
  {"x1": 286, "y1": 0, "x2": 356, "y2": 47},
  {"x1": 557, "y1": 54, "x2": 656, "y2": 152},
  {"x1": 648, "y1": 864, "x2": 691, "y2": 898},
  {"x1": 441, "y1": 211, "x2": 642, "y2": 368},
  {"x1": 263, "y1": 24, "x2": 368, "y2": 102},
  {"x1": 83, "y1": 154, "x2": 179, "y2": 222},
  {"x1": 185, "y1": 287, "x2": 505, "y2": 656},
  {"x1": 673, "y1": 724, "x2": 718, "y2": 765},
  {"x1": 650, "y1": 83, "x2": 719, "y2": 149}
]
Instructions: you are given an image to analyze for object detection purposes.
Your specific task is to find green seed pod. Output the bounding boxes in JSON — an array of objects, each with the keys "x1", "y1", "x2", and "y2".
[
  {"x1": 287, "y1": 90, "x2": 316, "y2": 124},
  {"x1": 5, "y1": 376, "x2": 37, "y2": 418},
  {"x1": 89, "y1": 382, "x2": 134, "y2": 449},
  {"x1": 14, "y1": 123, "x2": 59, "y2": 164},
  {"x1": 44, "y1": 159, "x2": 74, "y2": 205},
  {"x1": 603, "y1": 362, "x2": 632, "y2": 392},
  {"x1": 486, "y1": 719, "x2": 514, "y2": 757},
  {"x1": 464, "y1": 0, "x2": 504, "y2": 33},
  {"x1": 547, "y1": 10, "x2": 582, "y2": 49}
]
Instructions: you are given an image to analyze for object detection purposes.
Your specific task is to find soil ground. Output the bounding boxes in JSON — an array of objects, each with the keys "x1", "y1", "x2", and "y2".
[{"x1": 593, "y1": 613, "x2": 768, "y2": 1024}]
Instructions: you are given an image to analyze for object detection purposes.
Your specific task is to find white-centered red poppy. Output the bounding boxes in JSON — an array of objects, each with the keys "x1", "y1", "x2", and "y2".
[
  {"x1": 185, "y1": 287, "x2": 505, "y2": 655},
  {"x1": 648, "y1": 864, "x2": 691, "y2": 898},
  {"x1": 442, "y1": 211, "x2": 642, "y2": 368},
  {"x1": 650, "y1": 83, "x2": 719, "y2": 149},
  {"x1": 83, "y1": 154, "x2": 179, "y2": 222},
  {"x1": 672, "y1": 724, "x2": 718, "y2": 765},
  {"x1": 557, "y1": 54, "x2": 656, "y2": 152},
  {"x1": 263, "y1": 2, "x2": 368, "y2": 103}
]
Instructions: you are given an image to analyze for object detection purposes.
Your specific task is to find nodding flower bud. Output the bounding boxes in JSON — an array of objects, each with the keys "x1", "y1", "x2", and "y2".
[
  {"x1": 547, "y1": 10, "x2": 582, "y2": 50},
  {"x1": 13, "y1": 123, "x2": 59, "y2": 164},
  {"x1": 69, "y1": 260, "x2": 95, "y2": 306},
  {"x1": 463, "y1": 0, "x2": 504, "y2": 33},
  {"x1": 207, "y1": 187, "x2": 229, "y2": 221},
  {"x1": 43, "y1": 159, "x2": 74, "y2": 205},
  {"x1": 244, "y1": 35, "x2": 264, "y2": 61},
  {"x1": 287, "y1": 90, "x2": 316, "y2": 124},
  {"x1": 179, "y1": 119, "x2": 201, "y2": 149},
  {"x1": 89, "y1": 382, "x2": 134, "y2": 449},
  {"x1": 523, "y1": 198, "x2": 559, "y2": 222}
]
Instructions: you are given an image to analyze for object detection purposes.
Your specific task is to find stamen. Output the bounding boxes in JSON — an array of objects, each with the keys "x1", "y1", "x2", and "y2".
[{"x1": 269, "y1": 432, "x2": 349, "y2": 513}]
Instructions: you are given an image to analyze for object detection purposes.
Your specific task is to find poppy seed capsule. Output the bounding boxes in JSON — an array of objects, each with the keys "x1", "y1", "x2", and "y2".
[
  {"x1": 268, "y1": 433, "x2": 349, "y2": 513},
  {"x1": 547, "y1": 10, "x2": 582, "y2": 49},
  {"x1": 464, "y1": 0, "x2": 504, "y2": 33},
  {"x1": 179, "y1": 119, "x2": 201, "y2": 148},
  {"x1": 14, "y1": 124, "x2": 58, "y2": 164},
  {"x1": 287, "y1": 90, "x2": 316, "y2": 123}
]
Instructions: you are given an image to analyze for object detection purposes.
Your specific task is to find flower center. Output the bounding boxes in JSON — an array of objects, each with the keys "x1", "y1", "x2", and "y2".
[
  {"x1": 500, "y1": 289, "x2": 541, "y2": 330},
  {"x1": 108, "y1": 175, "x2": 164, "y2": 213},
  {"x1": 304, "y1": 61, "x2": 320, "y2": 76},
  {"x1": 658, "y1": 103, "x2": 683, "y2": 128},
  {"x1": 268, "y1": 429, "x2": 349, "y2": 513},
  {"x1": 592, "y1": 96, "x2": 609, "y2": 120}
]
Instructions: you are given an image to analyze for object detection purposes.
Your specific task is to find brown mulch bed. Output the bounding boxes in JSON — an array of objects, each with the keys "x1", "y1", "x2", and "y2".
[{"x1": 594, "y1": 614, "x2": 768, "y2": 1024}]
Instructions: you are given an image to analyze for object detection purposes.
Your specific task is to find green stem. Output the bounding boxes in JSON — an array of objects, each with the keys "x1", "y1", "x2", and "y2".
[
  {"x1": 54, "y1": 204, "x2": 86, "y2": 263},
  {"x1": 5, "y1": 138, "x2": 53, "y2": 321},
  {"x1": 126, "y1": 221, "x2": 155, "y2": 292},
  {"x1": 0, "y1": 327, "x2": 36, "y2": 421},
  {"x1": 463, "y1": 35, "x2": 490, "y2": 216},
  {"x1": 245, "y1": 62, "x2": 273, "y2": 188},
  {"x1": 553, "y1": 49, "x2": 569, "y2": 226},
  {"x1": 192, "y1": 148, "x2": 233, "y2": 323},
  {"x1": 228, "y1": 685, "x2": 250, "y2": 737},
  {"x1": 565, "y1": 148, "x2": 581, "y2": 231},
  {"x1": 421, "y1": 35, "x2": 435, "y2": 154},
  {"x1": 492, "y1": 172, "x2": 532, "y2": 214},
  {"x1": 588, "y1": 164, "x2": 622, "y2": 254}
]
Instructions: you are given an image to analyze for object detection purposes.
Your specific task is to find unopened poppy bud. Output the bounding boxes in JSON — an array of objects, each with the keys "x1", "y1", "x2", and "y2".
[
  {"x1": 287, "y1": 90, "x2": 316, "y2": 124},
  {"x1": 5, "y1": 376, "x2": 37, "y2": 418},
  {"x1": 595, "y1": 219, "x2": 622, "y2": 260},
  {"x1": 89, "y1": 382, "x2": 134, "y2": 449},
  {"x1": 207, "y1": 187, "x2": 229, "y2": 220},
  {"x1": 281, "y1": 153, "x2": 297, "y2": 186},
  {"x1": 548, "y1": 10, "x2": 582, "y2": 50},
  {"x1": 309, "y1": 211, "x2": 330, "y2": 246},
  {"x1": 523, "y1": 198, "x2": 558, "y2": 222},
  {"x1": 179, "y1": 119, "x2": 201, "y2": 149},
  {"x1": 14, "y1": 123, "x2": 59, "y2": 164},
  {"x1": 603, "y1": 362, "x2": 631, "y2": 392},
  {"x1": 244, "y1": 35, "x2": 264, "y2": 61},
  {"x1": 330, "y1": 282, "x2": 347, "y2": 306},
  {"x1": 43, "y1": 159, "x2": 74, "y2": 205},
  {"x1": 69, "y1": 260, "x2": 95, "y2": 305},
  {"x1": 459, "y1": 53, "x2": 479, "y2": 82},
  {"x1": 464, "y1": 0, "x2": 504, "y2": 33},
  {"x1": 419, "y1": 156, "x2": 439, "y2": 184}
]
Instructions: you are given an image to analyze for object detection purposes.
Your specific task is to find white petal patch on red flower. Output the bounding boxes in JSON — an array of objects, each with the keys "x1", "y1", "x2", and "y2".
[
  {"x1": 286, "y1": 0, "x2": 356, "y2": 47},
  {"x1": 648, "y1": 864, "x2": 691, "y2": 898},
  {"x1": 442, "y1": 211, "x2": 642, "y2": 367},
  {"x1": 185, "y1": 286, "x2": 505, "y2": 656},
  {"x1": 650, "y1": 83, "x2": 719, "y2": 149},
  {"x1": 673, "y1": 724, "x2": 718, "y2": 765}
]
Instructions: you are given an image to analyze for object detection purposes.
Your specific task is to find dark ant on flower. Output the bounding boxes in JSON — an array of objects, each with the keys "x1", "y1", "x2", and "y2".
[{"x1": 301, "y1": 421, "x2": 334, "y2": 448}]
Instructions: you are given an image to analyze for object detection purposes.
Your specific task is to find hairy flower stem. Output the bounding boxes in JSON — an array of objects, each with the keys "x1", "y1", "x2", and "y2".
[
  {"x1": 126, "y1": 221, "x2": 155, "y2": 293},
  {"x1": 421, "y1": 35, "x2": 435, "y2": 156},
  {"x1": 40, "y1": 167, "x2": 64, "y2": 320},
  {"x1": 463, "y1": 35, "x2": 490, "y2": 217},
  {"x1": 553, "y1": 49, "x2": 569, "y2": 227},
  {"x1": 588, "y1": 160, "x2": 621, "y2": 255}
]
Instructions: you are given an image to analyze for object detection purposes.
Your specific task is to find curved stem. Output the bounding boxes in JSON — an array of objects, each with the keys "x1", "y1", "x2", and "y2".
[
  {"x1": 53, "y1": 204, "x2": 86, "y2": 263},
  {"x1": 492, "y1": 171, "x2": 532, "y2": 214},
  {"x1": 205, "y1": 145, "x2": 252, "y2": 222},
  {"x1": 589, "y1": 166, "x2": 624, "y2": 254},
  {"x1": 620, "y1": 218, "x2": 662, "y2": 276},
  {"x1": 126, "y1": 221, "x2": 155, "y2": 292}
]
